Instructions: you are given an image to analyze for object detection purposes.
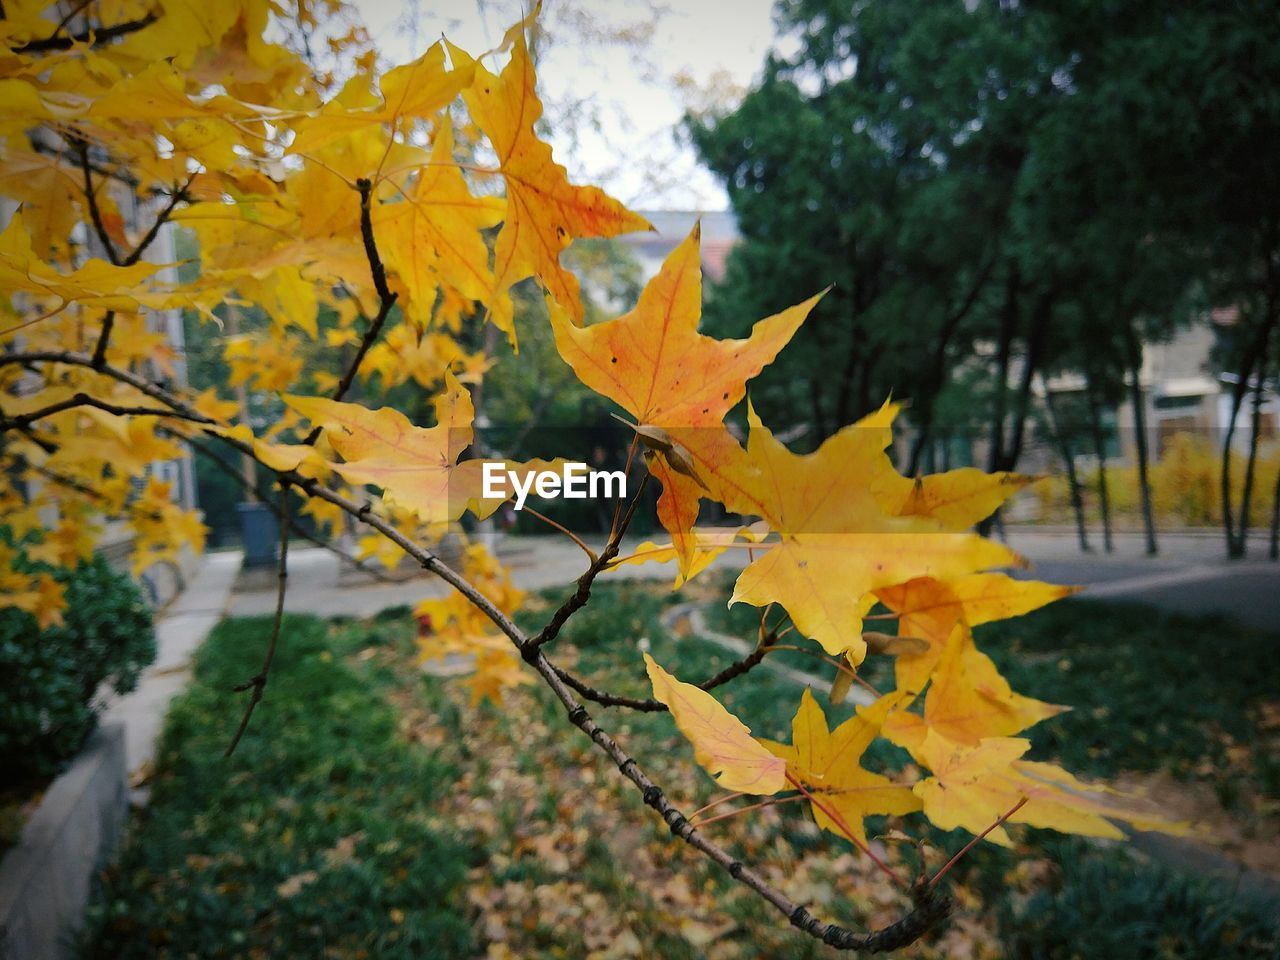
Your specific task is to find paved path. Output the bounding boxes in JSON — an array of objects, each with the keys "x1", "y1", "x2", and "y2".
[
  {"x1": 100, "y1": 551, "x2": 241, "y2": 787},
  {"x1": 228, "y1": 529, "x2": 1280, "y2": 630},
  {"x1": 998, "y1": 529, "x2": 1280, "y2": 631}
]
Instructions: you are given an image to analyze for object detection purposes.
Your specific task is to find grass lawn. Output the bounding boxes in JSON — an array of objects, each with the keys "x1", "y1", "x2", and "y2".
[
  {"x1": 86, "y1": 580, "x2": 1280, "y2": 959},
  {"x1": 85, "y1": 614, "x2": 476, "y2": 959}
]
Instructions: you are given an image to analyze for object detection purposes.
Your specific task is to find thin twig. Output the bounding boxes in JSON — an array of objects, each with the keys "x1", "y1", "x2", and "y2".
[
  {"x1": 308, "y1": 178, "x2": 398, "y2": 429},
  {"x1": 0, "y1": 391, "x2": 205, "y2": 431},
  {"x1": 551, "y1": 627, "x2": 775, "y2": 712},
  {"x1": 521, "y1": 504, "x2": 597, "y2": 561},
  {"x1": 524, "y1": 474, "x2": 648, "y2": 658},
  {"x1": 53, "y1": 0, "x2": 95, "y2": 35},
  {"x1": 786, "y1": 773, "x2": 905, "y2": 887},
  {"x1": 929, "y1": 796, "x2": 1028, "y2": 888},
  {"x1": 90, "y1": 176, "x2": 193, "y2": 367},
  {"x1": 689, "y1": 791, "x2": 748, "y2": 821},
  {"x1": 695, "y1": 793, "x2": 812, "y2": 828},
  {"x1": 119, "y1": 177, "x2": 194, "y2": 267},
  {"x1": 225, "y1": 483, "x2": 291, "y2": 756}
]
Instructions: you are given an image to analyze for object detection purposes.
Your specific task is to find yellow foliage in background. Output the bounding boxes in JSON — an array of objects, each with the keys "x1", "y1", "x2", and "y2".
[{"x1": 1035, "y1": 433, "x2": 1280, "y2": 527}]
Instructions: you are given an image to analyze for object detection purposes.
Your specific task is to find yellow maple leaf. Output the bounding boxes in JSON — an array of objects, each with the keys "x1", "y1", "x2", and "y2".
[
  {"x1": 911, "y1": 730, "x2": 1186, "y2": 845},
  {"x1": 644, "y1": 653, "x2": 786, "y2": 795},
  {"x1": 285, "y1": 372, "x2": 555, "y2": 524},
  {"x1": 452, "y1": 32, "x2": 651, "y2": 338},
  {"x1": 289, "y1": 41, "x2": 474, "y2": 155},
  {"x1": 872, "y1": 467, "x2": 1038, "y2": 530},
  {"x1": 26, "y1": 514, "x2": 98, "y2": 568},
  {"x1": 876, "y1": 574, "x2": 1078, "y2": 694},
  {"x1": 549, "y1": 226, "x2": 822, "y2": 574},
  {"x1": 0, "y1": 545, "x2": 66, "y2": 629},
  {"x1": 191, "y1": 387, "x2": 239, "y2": 422},
  {"x1": 0, "y1": 212, "x2": 164, "y2": 318},
  {"x1": 376, "y1": 122, "x2": 504, "y2": 331},
  {"x1": 760, "y1": 690, "x2": 920, "y2": 844},
  {"x1": 881, "y1": 623, "x2": 1067, "y2": 749},
  {"x1": 728, "y1": 404, "x2": 1021, "y2": 660}
]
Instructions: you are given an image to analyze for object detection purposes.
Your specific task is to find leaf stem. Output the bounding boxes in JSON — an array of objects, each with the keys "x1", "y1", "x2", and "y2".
[
  {"x1": 928, "y1": 796, "x2": 1028, "y2": 888},
  {"x1": 786, "y1": 773, "x2": 905, "y2": 887}
]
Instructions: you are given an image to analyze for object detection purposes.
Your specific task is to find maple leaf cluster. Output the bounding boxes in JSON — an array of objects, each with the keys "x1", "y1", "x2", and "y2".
[{"x1": 0, "y1": 1, "x2": 1184, "y2": 949}]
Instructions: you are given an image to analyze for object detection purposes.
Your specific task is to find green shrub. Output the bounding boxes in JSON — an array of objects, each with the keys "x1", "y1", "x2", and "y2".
[{"x1": 0, "y1": 553, "x2": 155, "y2": 784}]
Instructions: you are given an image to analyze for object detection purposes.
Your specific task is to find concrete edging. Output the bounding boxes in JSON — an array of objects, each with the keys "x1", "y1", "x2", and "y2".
[{"x1": 0, "y1": 723, "x2": 128, "y2": 960}]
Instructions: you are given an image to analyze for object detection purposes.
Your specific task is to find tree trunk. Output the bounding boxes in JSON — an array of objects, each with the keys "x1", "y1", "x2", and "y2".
[
  {"x1": 907, "y1": 256, "x2": 996, "y2": 475},
  {"x1": 1221, "y1": 359, "x2": 1251, "y2": 558},
  {"x1": 1222, "y1": 304, "x2": 1276, "y2": 558},
  {"x1": 986, "y1": 267, "x2": 1019, "y2": 474},
  {"x1": 1043, "y1": 384, "x2": 1091, "y2": 552},
  {"x1": 1085, "y1": 377, "x2": 1114, "y2": 553},
  {"x1": 1236, "y1": 327, "x2": 1272, "y2": 557},
  {"x1": 1001, "y1": 292, "x2": 1051, "y2": 472},
  {"x1": 1269, "y1": 446, "x2": 1280, "y2": 561},
  {"x1": 978, "y1": 267, "x2": 1018, "y2": 537},
  {"x1": 1264, "y1": 445, "x2": 1274, "y2": 560},
  {"x1": 1122, "y1": 321, "x2": 1158, "y2": 555}
]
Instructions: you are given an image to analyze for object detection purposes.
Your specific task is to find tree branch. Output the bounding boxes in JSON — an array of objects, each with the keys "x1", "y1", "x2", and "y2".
[
  {"x1": 225, "y1": 482, "x2": 291, "y2": 756},
  {"x1": 15, "y1": 11, "x2": 159, "y2": 54},
  {"x1": 524, "y1": 474, "x2": 648, "y2": 659},
  {"x1": 120, "y1": 177, "x2": 193, "y2": 267},
  {"x1": 187, "y1": 437, "x2": 398, "y2": 583},
  {"x1": 311, "y1": 178, "x2": 398, "y2": 424},
  {"x1": 551, "y1": 635, "x2": 772, "y2": 713},
  {"x1": 89, "y1": 175, "x2": 192, "y2": 368},
  {"x1": 90, "y1": 312, "x2": 115, "y2": 370},
  {"x1": 2, "y1": 348, "x2": 952, "y2": 951},
  {"x1": 75, "y1": 138, "x2": 121, "y2": 266},
  {"x1": 0, "y1": 391, "x2": 206, "y2": 432}
]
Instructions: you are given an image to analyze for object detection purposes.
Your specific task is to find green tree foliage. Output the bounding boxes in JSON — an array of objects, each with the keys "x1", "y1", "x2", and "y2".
[{"x1": 689, "y1": 0, "x2": 1280, "y2": 556}]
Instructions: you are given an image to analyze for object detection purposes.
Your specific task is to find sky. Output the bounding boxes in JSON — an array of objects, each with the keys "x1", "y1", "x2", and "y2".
[{"x1": 350, "y1": 0, "x2": 792, "y2": 211}]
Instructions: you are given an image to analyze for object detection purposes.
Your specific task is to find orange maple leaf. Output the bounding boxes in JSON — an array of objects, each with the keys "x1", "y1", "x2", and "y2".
[{"x1": 452, "y1": 33, "x2": 652, "y2": 340}]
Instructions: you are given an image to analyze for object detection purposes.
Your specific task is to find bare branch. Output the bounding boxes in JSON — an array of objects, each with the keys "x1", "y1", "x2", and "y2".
[
  {"x1": 0, "y1": 391, "x2": 206, "y2": 432},
  {"x1": 121, "y1": 177, "x2": 193, "y2": 268},
  {"x1": 311, "y1": 178, "x2": 398, "y2": 425},
  {"x1": 75, "y1": 138, "x2": 121, "y2": 266},
  {"x1": 524, "y1": 474, "x2": 649, "y2": 659},
  {"x1": 15, "y1": 11, "x2": 159, "y2": 54},
  {"x1": 225, "y1": 482, "x2": 291, "y2": 756}
]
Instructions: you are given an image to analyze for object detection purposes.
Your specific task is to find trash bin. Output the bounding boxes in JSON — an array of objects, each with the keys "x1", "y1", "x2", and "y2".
[{"x1": 237, "y1": 501, "x2": 279, "y2": 568}]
